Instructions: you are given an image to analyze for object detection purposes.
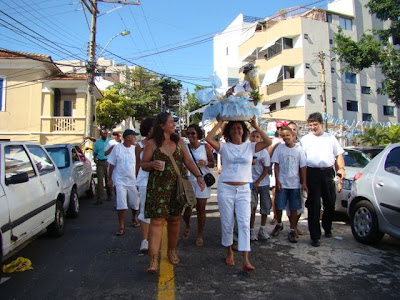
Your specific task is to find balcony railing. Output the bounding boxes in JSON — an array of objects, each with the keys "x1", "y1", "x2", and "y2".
[{"x1": 52, "y1": 117, "x2": 76, "y2": 131}]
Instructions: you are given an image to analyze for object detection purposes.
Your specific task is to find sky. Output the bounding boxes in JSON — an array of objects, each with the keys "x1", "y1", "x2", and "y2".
[{"x1": 0, "y1": 0, "x2": 330, "y2": 91}]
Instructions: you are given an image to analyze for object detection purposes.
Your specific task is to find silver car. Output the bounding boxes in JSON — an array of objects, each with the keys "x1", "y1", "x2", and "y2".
[
  {"x1": 335, "y1": 148, "x2": 371, "y2": 213},
  {"x1": 45, "y1": 144, "x2": 95, "y2": 218},
  {"x1": 348, "y1": 143, "x2": 400, "y2": 244}
]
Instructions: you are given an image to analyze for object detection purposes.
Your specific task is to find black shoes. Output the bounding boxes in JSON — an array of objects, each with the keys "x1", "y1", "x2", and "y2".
[
  {"x1": 324, "y1": 231, "x2": 333, "y2": 238},
  {"x1": 288, "y1": 231, "x2": 297, "y2": 243},
  {"x1": 311, "y1": 239, "x2": 321, "y2": 247}
]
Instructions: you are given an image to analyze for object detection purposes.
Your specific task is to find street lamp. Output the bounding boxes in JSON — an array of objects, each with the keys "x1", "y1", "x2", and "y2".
[{"x1": 97, "y1": 30, "x2": 130, "y2": 57}]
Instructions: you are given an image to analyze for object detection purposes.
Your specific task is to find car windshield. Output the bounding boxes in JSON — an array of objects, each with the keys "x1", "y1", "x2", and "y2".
[
  {"x1": 343, "y1": 150, "x2": 370, "y2": 168},
  {"x1": 46, "y1": 147, "x2": 69, "y2": 169}
]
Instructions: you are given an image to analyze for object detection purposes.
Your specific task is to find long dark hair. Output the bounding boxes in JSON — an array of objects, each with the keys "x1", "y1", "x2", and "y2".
[
  {"x1": 187, "y1": 124, "x2": 203, "y2": 139},
  {"x1": 140, "y1": 117, "x2": 155, "y2": 137},
  {"x1": 151, "y1": 112, "x2": 180, "y2": 147},
  {"x1": 222, "y1": 121, "x2": 250, "y2": 143}
]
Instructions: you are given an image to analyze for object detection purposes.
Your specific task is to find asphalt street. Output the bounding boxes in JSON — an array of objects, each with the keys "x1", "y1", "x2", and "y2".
[{"x1": 1, "y1": 170, "x2": 399, "y2": 299}]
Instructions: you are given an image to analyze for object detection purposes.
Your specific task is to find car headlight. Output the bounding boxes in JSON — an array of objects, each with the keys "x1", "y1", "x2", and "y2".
[{"x1": 342, "y1": 179, "x2": 352, "y2": 190}]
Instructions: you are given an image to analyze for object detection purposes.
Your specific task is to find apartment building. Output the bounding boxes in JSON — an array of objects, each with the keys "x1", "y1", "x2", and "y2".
[{"x1": 214, "y1": 0, "x2": 399, "y2": 125}]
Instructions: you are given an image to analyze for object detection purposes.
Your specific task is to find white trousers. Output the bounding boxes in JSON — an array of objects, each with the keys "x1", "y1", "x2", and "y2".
[
  {"x1": 115, "y1": 185, "x2": 139, "y2": 210},
  {"x1": 217, "y1": 182, "x2": 251, "y2": 252},
  {"x1": 137, "y1": 186, "x2": 150, "y2": 224}
]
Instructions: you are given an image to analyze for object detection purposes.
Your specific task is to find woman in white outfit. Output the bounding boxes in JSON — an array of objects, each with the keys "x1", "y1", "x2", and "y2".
[
  {"x1": 183, "y1": 124, "x2": 215, "y2": 246},
  {"x1": 206, "y1": 116, "x2": 271, "y2": 271},
  {"x1": 136, "y1": 117, "x2": 154, "y2": 252}
]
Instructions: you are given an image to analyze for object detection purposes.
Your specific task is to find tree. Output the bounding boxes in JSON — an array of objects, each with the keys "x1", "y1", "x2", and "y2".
[
  {"x1": 355, "y1": 125, "x2": 400, "y2": 146},
  {"x1": 159, "y1": 78, "x2": 182, "y2": 113},
  {"x1": 333, "y1": 0, "x2": 400, "y2": 106},
  {"x1": 188, "y1": 85, "x2": 206, "y2": 125},
  {"x1": 96, "y1": 88, "x2": 135, "y2": 129}
]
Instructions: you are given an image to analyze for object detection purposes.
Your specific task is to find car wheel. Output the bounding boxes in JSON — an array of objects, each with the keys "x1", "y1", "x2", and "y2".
[
  {"x1": 350, "y1": 200, "x2": 384, "y2": 244},
  {"x1": 67, "y1": 188, "x2": 79, "y2": 218},
  {"x1": 86, "y1": 177, "x2": 95, "y2": 199},
  {"x1": 47, "y1": 200, "x2": 65, "y2": 237}
]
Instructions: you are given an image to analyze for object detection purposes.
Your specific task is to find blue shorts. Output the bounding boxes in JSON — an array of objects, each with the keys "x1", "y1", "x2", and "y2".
[{"x1": 275, "y1": 188, "x2": 301, "y2": 211}]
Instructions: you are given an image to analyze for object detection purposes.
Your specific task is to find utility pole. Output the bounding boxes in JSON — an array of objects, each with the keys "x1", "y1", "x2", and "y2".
[
  {"x1": 83, "y1": 0, "x2": 140, "y2": 137},
  {"x1": 318, "y1": 51, "x2": 328, "y2": 131}
]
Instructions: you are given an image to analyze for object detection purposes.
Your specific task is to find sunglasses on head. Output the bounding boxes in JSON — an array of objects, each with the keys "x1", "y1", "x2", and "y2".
[
  {"x1": 187, "y1": 132, "x2": 196, "y2": 136},
  {"x1": 277, "y1": 127, "x2": 283, "y2": 129}
]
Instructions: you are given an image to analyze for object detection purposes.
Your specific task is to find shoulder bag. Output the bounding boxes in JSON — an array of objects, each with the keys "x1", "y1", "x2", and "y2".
[
  {"x1": 188, "y1": 145, "x2": 215, "y2": 187},
  {"x1": 163, "y1": 143, "x2": 196, "y2": 208}
]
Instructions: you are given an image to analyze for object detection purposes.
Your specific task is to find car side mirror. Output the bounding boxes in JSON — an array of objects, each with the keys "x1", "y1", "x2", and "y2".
[{"x1": 5, "y1": 172, "x2": 29, "y2": 185}]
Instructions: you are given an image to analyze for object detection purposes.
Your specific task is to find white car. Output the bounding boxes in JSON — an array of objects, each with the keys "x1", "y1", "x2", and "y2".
[
  {"x1": 45, "y1": 144, "x2": 95, "y2": 218},
  {"x1": 348, "y1": 143, "x2": 400, "y2": 244},
  {"x1": 1, "y1": 142, "x2": 65, "y2": 266},
  {"x1": 335, "y1": 148, "x2": 371, "y2": 213}
]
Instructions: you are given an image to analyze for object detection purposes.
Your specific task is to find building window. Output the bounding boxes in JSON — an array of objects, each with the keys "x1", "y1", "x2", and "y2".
[
  {"x1": 265, "y1": 41, "x2": 282, "y2": 60},
  {"x1": 0, "y1": 76, "x2": 5, "y2": 111},
  {"x1": 329, "y1": 39, "x2": 333, "y2": 45},
  {"x1": 278, "y1": 66, "x2": 295, "y2": 82},
  {"x1": 383, "y1": 105, "x2": 394, "y2": 116},
  {"x1": 361, "y1": 86, "x2": 371, "y2": 94},
  {"x1": 228, "y1": 77, "x2": 239, "y2": 86},
  {"x1": 339, "y1": 17, "x2": 352, "y2": 30},
  {"x1": 346, "y1": 100, "x2": 358, "y2": 112},
  {"x1": 327, "y1": 14, "x2": 332, "y2": 23},
  {"x1": 331, "y1": 67, "x2": 335, "y2": 73},
  {"x1": 281, "y1": 99, "x2": 290, "y2": 109},
  {"x1": 305, "y1": 63, "x2": 311, "y2": 69},
  {"x1": 307, "y1": 94, "x2": 312, "y2": 100},
  {"x1": 226, "y1": 47, "x2": 229, "y2": 56},
  {"x1": 362, "y1": 113, "x2": 372, "y2": 121},
  {"x1": 332, "y1": 97, "x2": 336, "y2": 103},
  {"x1": 283, "y1": 38, "x2": 293, "y2": 49},
  {"x1": 345, "y1": 72, "x2": 357, "y2": 84},
  {"x1": 269, "y1": 103, "x2": 276, "y2": 112}
]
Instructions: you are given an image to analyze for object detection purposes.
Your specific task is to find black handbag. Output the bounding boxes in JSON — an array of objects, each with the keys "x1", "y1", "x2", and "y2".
[{"x1": 188, "y1": 145, "x2": 215, "y2": 187}]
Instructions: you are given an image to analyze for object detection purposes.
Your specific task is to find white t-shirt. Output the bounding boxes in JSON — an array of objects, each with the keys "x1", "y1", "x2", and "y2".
[
  {"x1": 105, "y1": 139, "x2": 119, "y2": 153},
  {"x1": 136, "y1": 141, "x2": 149, "y2": 187},
  {"x1": 107, "y1": 143, "x2": 136, "y2": 186},
  {"x1": 300, "y1": 132, "x2": 344, "y2": 168},
  {"x1": 218, "y1": 142, "x2": 256, "y2": 183},
  {"x1": 252, "y1": 149, "x2": 270, "y2": 186},
  {"x1": 186, "y1": 143, "x2": 211, "y2": 181},
  {"x1": 271, "y1": 143, "x2": 307, "y2": 189}
]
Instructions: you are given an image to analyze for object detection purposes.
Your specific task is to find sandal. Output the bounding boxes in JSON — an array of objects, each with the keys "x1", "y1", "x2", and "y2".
[
  {"x1": 132, "y1": 221, "x2": 140, "y2": 228},
  {"x1": 195, "y1": 237, "x2": 204, "y2": 247},
  {"x1": 147, "y1": 256, "x2": 159, "y2": 273},
  {"x1": 183, "y1": 228, "x2": 190, "y2": 239},
  {"x1": 167, "y1": 248, "x2": 180, "y2": 265},
  {"x1": 115, "y1": 228, "x2": 125, "y2": 236},
  {"x1": 225, "y1": 257, "x2": 235, "y2": 267},
  {"x1": 242, "y1": 263, "x2": 255, "y2": 271}
]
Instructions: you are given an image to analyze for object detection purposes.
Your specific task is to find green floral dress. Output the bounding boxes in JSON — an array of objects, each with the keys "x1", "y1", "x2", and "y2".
[{"x1": 145, "y1": 144, "x2": 185, "y2": 218}]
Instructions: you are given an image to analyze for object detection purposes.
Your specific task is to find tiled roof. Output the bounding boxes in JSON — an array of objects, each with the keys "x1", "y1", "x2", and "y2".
[
  {"x1": 0, "y1": 49, "x2": 51, "y2": 61},
  {"x1": 50, "y1": 73, "x2": 88, "y2": 80}
]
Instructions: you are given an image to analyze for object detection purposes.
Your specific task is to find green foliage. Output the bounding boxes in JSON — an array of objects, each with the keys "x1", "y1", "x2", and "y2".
[
  {"x1": 188, "y1": 85, "x2": 206, "y2": 125},
  {"x1": 333, "y1": 0, "x2": 400, "y2": 106},
  {"x1": 357, "y1": 125, "x2": 400, "y2": 146}
]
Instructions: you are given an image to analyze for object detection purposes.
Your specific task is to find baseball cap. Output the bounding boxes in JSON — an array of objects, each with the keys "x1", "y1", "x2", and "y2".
[
  {"x1": 123, "y1": 129, "x2": 139, "y2": 138},
  {"x1": 276, "y1": 120, "x2": 288, "y2": 128}
]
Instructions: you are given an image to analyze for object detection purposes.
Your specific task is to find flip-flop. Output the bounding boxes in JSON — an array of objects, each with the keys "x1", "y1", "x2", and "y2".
[
  {"x1": 132, "y1": 221, "x2": 141, "y2": 228},
  {"x1": 195, "y1": 237, "x2": 204, "y2": 246},
  {"x1": 115, "y1": 228, "x2": 125, "y2": 236}
]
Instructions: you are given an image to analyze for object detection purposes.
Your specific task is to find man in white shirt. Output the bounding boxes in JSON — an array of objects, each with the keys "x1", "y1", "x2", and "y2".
[
  {"x1": 108, "y1": 129, "x2": 140, "y2": 236},
  {"x1": 300, "y1": 113, "x2": 346, "y2": 247}
]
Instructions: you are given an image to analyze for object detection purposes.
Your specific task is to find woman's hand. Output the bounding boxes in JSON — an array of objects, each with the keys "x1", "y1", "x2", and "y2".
[
  {"x1": 153, "y1": 160, "x2": 165, "y2": 171},
  {"x1": 197, "y1": 176, "x2": 206, "y2": 191},
  {"x1": 197, "y1": 160, "x2": 207, "y2": 167},
  {"x1": 248, "y1": 116, "x2": 257, "y2": 128}
]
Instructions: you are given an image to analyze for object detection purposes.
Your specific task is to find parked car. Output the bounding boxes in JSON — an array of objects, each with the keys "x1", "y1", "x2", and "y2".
[
  {"x1": 335, "y1": 148, "x2": 371, "y2": 213},
  {"x1": 348, "y1": 143, "x2": 400, "y2": 244},
  {"x1": 45, "y1": 144, "x2": 95, "y2": 218},
  {"x1": 356, "y1": 146, "x2": 385, "y2": 160},
  {"x1": 1, "y1": 142, "x2": 65, "y2": 266}
]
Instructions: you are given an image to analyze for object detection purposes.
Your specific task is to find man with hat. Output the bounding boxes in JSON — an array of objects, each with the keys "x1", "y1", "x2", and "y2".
[{"x1": 107, "y1": 129, "x2": 140, "y2": 236}]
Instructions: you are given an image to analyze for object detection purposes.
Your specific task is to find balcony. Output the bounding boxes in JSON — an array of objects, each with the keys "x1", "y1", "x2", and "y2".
[{"x1": 41, "y1": 116, "x2": 86, "y2": 133}]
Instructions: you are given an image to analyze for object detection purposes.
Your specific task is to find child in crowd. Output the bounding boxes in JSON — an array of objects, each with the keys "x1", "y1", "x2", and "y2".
[
  {"x1": 249, "y1": 131, "x2": 272, "y2": 241},
  {"x1": 270, "y1": 127, "x2": 308, "y2": 243}
]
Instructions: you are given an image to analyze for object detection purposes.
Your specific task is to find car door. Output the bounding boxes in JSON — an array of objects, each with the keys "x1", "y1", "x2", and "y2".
[
  {"x1": 2, "y1": 144, "x2": 47, "y2": 249},
  {"x1": 71, "y1": 146, "x2": 87, "y2": 196},
  {"x1": 373, "y1": 146, "x2": 400, "y2": 228},
  {"x1": 25, "y1": 145, "x2": 59, "y2": 224}
]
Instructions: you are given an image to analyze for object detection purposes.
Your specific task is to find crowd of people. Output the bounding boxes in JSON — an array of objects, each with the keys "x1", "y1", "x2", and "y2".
[{"x1": 86, "y1": 111, "x2": 346, "y2": 273}]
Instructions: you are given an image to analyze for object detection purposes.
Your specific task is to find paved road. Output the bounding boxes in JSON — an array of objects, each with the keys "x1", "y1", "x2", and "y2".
[{"x1": 1, "y1": 173, "x2": 399, "y2": 299}]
